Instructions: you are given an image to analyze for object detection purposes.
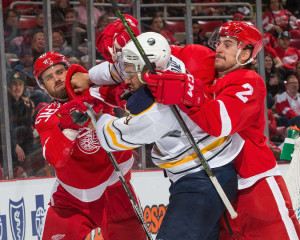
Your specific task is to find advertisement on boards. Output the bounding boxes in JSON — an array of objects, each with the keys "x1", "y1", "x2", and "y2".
[{"x1": 0, "y1": 170, "x2": 170, "y2": 240}]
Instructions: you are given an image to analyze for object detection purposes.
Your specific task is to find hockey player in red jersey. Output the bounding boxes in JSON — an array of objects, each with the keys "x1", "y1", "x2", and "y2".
[
  {"x1": 144, "y1": 21, "x2": 300, "y2": 239},
  {"x1": 33, "y1": 51, "x2": 146, "y2": 240}
]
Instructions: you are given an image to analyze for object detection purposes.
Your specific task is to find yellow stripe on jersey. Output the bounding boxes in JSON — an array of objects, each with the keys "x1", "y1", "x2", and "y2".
[
  {"x1": 110, "y1": 65, "x2": 122, "y2": 83},
  {"x1": 157, "y1": 136, "x2": 228, "y2": 169},
  {"x1": 125, "y1": 102, "x2": 156, "y2": 116},
  {"x1": 106, "y1": 119, "x2": 135, "y2": 150}
]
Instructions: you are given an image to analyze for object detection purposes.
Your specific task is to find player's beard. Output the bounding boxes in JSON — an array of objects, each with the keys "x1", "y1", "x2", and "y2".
[
  {"x1": 47, "y1": 85, "x2": 69, "y2": 100},
  {"x1": 215, "y1": 55, "x2": 228, "y2": 72}
]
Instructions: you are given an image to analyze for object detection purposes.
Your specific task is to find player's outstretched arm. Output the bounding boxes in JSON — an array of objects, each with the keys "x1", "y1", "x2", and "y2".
[{"x1": 144, "y1": 70, "x2": 205, "y2": 108}]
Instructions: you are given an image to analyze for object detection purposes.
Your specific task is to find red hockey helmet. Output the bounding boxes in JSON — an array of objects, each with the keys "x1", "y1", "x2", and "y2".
[
  {"x1": 33, "y1": 51, "x2": 70, "y2": 88},
  {"x1": 218, "y1": 21, "x2": 263, "y2": 59}
]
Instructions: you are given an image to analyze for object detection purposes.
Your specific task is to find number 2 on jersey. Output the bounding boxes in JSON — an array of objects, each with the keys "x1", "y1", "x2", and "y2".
[{"x1": 235, "y1": 83, "x2": 253, "y2": 103}]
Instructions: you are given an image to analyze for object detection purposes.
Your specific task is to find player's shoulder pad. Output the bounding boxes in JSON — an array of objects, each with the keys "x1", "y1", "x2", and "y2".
[{"x1": 126, "y1": 86, "x2": 155, "y2": 115}]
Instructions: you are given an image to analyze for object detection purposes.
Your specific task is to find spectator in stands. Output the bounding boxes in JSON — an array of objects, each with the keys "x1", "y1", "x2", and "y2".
[
  {"x1": 295, "y1": 61, "x2": 300, "y2": 86},
  {"x1": 51, "y1": 0, "x2": 70, "y2": 28},
  {"x1": 68, "y1": 56, "x2": 80, "y2": 65},
  {"x1": 264, "y1": 53, "x2": 285, "y2": 82},
  {"x1": 275, "y1": 74, "x2": 300, "y2": 128},
  {"x1": 116, "y1": 0, "x2": 133, "y2": 15},
  {"x1": 7, "y1": 70, "x2": 34, "y2": 178},
  {"x1": 191, "y1": 21, "x2": 208, "y2": 46},
  {"x1": 266, "y1": 73, "x2": 285, "y2": 108},
  {"x1": 52, "y1": 29, "x2": 73, "y2": 57},
  {"x1": 4, "y1": 9, "x2": 24, "y2": 54},
  {"x1": 73, "y1": 0, "x2": 102, "y2": 26},
  {"x1": 194, "y1": 0, "x2": 221, "y2": 16},
  {"x1": 274, "y1": 31, "x2": 300, "y2": 76},
  {"x1": 57, "y1": 8, "x2": 87, "y2": 55},
  {"x1": 232, "y1": 13, "x2": 244, "y2": 21},
  {"x1": 95, "y1": 14, "x2": 111, "y2": 60},
  {"x1": 31, "y1": 32, "x2": 45, "y2": 62},
  {"x1": 262, "y1": 0, "x2": 299, "y2": 38},
  {"x1": 26, "y1": 10, "x2": 44, "y2": 40},
  {"x1": 0, "y1": 121, "x2": 23, "y2": 179},
  {"x1": 150, "y1": 15, "x2": 178, "y2": 45},
  {"x1": 96, "y1": 14, "x2": 110, "y2": 39},
  {"x1": 14, "y1": 47, "x2": 34, "y2": 79},
  {"x1": 265, "y1": 54, "x2": 279, "y2": 78}
]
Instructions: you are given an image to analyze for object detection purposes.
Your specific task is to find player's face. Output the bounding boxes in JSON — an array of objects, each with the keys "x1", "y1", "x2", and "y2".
[
  {"x1": 286, "y1": 77, "x2": 299, "y2": 95},
  {"x1": 151, "y1": 17, "x2": 163, "y2": 32},
  {"x1": 41, "y1": 64, "x2": 69, "y2": 100},
  {"x1": 264, "y1": 55, "x2": 273, "y2": 71},
  {"x1": 215, "y1": 36, "x2": 239, "y2": 73},
  {"x1": 278, "y1": 38, "x2": 290, "y2": 50},
  {"x1": 269, "y1": 0, "x2": 280, "y2": 11},
  {"x1": 124, "y1": 63, "x2": 144, "y2": 93},
  {"x1": 8, "y1": 80, "x2": 24, "y2": 101}
]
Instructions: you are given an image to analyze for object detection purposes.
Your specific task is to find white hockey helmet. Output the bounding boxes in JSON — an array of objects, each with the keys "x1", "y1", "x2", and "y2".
[{"x1": 121, "y1": 32, "x2": 171, "y2": 74}]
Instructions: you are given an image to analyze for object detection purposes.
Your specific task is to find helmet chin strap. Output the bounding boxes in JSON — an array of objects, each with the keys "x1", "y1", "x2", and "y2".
[
  {"x1": 218, "y1": 49, "x2": 254, "y2": 76},
  {"x1": 137, "y1": 72, "x2": 146, "y2": 84}
]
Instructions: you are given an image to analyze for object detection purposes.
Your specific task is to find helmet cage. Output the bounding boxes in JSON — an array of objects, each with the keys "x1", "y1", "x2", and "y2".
[{"x1": 120, "y1": 32, "x2": 171, "y2": 82}]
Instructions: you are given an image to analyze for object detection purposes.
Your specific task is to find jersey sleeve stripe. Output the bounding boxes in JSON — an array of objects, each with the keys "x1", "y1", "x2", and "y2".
[
  {"x1": 102, "y1": 125, "x2": 121, "y2": 151},
  {"x1": 167, "y1": 139, "x2": 232, "y2": 175},
  {"x1": 109, "y1": 63, "x2": 122, "y2": 83},
  {"x1": 111, "y1": 121, "x2": 141, "y2": 147},
  {"x1": 157, "y1": 136, "x2": 228, "y2": 168},
  {"x1": 106, "y1": 119, "x2": 136, "y2": 150},
  {"x1": 218, "y1": 100, "x2": 232, "y2": 136},
  {"x1": 152, "y1": 134, "x2": 211, "y2": 161}
]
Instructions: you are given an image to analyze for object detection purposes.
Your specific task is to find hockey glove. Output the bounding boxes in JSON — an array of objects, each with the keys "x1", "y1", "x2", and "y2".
[
  {"x1": 66, "y1": 64, "x2": 93, "y2": 96},
  {"x1": 144, "y1": 70, "x2": 205, "y2": 107},
  {"x1": 96, "y1": 15, "x2": 139, "y2": 63},
  {"x1": 57, "y1": 98, "x2": 92, "y2": 130}
]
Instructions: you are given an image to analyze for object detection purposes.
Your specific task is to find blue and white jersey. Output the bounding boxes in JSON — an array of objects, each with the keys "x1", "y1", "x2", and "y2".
[{"x1": 89, "y1": 57, "x2": 244, "y2": 182}]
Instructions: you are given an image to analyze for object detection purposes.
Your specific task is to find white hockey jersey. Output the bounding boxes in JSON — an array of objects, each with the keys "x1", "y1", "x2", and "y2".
[{"x1": 89, "y1": 56, "x2": 245, "y2": 182}]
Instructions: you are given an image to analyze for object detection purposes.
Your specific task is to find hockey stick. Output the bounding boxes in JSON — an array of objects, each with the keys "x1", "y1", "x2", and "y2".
[
  {"x1": 65, "y1": 72, "x2": 154, "y2": 240},
  {"x1": 110, "y1": 0, "x2": 238, "y2": 219}
]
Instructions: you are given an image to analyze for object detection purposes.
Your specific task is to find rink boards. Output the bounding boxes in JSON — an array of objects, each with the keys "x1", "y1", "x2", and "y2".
[
  {"x1": 0, "y1": 170, "x2": 169, "y2": 240},
  {"x1": 0, "y1": 165, "x2": 297, "y2": 240}
]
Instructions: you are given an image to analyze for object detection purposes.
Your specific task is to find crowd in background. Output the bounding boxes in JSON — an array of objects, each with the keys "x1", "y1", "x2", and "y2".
[{"x1": 0, "y1": 0, "x2": 300, "y2": 179}]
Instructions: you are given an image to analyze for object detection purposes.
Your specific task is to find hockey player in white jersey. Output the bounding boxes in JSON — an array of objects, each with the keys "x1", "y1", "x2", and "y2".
[{"x1": 69, "y1": 32, "x2": 241, "y2": 240}]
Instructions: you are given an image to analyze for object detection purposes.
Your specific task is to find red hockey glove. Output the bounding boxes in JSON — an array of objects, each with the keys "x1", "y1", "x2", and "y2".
[
  {"x1": 115, "y1": 83, "x2": 131, "y2": 109},
  {"x1": 96, "y1": 15, "x2": 139, "y2": 63},
  {"x1": 65, "y1": 64, "x2": 91, "y2": 99},
  {"x1": 57, "y1": 98, "x2": 92, "y2": 130},
  {"x1": 144, "y1": 70, "x2": 205, "y2": 107}
]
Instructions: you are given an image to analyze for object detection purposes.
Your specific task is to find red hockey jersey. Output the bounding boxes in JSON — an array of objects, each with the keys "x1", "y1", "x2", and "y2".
[
  {"x1": 274, "y1": 46, "x2": 300, "y2": 70},
  {"x1": 35, "y1": 100, "x2": 133, "y2": 202},
  {"x1": 275, "y1": 91, "x2": 300, "y2": 118},
  {"x1": 188, "y1": 69, "x2": 280, "y2": 188}
]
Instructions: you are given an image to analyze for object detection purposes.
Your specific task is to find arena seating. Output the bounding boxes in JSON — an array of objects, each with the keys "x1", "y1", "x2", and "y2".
[
  {"x1": 198, "y1": 20, "x2": 222, "y2": 36},
  {"x1": 17, "y1": 17, "x2": 36, "y2": 30},
  {"x1": 290, "y1": 38, "x2": 300, "y2": 49},
  {"x1": 165, "y1": 20, "x2": 223, "y2": 37},
  {"x1": 165, "y1": 21, "x2": 185, "y2": 33}
]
